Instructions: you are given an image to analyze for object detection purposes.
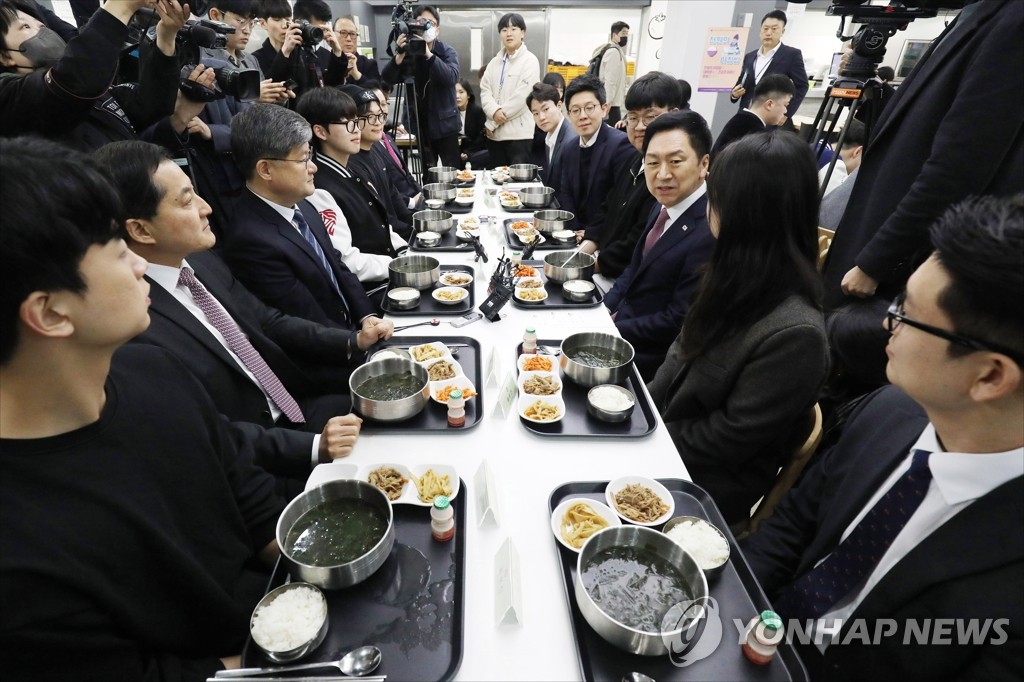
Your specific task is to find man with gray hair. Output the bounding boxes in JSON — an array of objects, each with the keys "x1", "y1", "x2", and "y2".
[{"x1": 221, "y1": 104, "x2": 392, "y2": 344}]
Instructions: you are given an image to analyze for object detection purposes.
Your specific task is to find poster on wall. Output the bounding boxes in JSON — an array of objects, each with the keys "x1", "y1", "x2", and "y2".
[{"x1": 697, "y1": 27, "x2": 748, "y2": 92}]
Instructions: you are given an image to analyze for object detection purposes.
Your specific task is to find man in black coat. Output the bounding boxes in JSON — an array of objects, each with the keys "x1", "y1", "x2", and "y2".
[
  {"x1": 94, "y1": 141, "x2": 368, "y2": 484},
  {"x1": 333, "y1": 15, "x2": 381, "y2": 87},
  {"x1": 711, "y1": 73, "x2": 793, "y2": 164},
  {"x1": 741, "y1": 196, "x2": 1023, "y2": 680},
  {"x1": 729, "y1": 10, "x2": 807, "y2": 128},
  {"x1": 823, "y1": 0, "x2": 1023, "y2": 309},
  {"x1": 527, "y1": 82, "x2": 576, "y2": 194}
]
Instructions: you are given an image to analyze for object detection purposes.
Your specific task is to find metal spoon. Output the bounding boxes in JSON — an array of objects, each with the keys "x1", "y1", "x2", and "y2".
[
  {"x1": 536, "y1": 344, "x2": 562, "y2": 356},
  {"x1": 622, "y1": 673, "x2": 656, "y2": 682},
  {"x1": 215, "y1": 645, "x2": 382, "y2": 678},
  {"x1": 560, "y1": 243, "x2": 586, "y2": 267},
  {"x1": 392, "y1": 318, "x2": 440, "y2": 333}
]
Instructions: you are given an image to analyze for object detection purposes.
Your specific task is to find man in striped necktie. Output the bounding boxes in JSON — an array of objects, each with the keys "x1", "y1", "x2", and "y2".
[{"x1": 741, "y1": 196, "x2": 1024, "y2": 680}]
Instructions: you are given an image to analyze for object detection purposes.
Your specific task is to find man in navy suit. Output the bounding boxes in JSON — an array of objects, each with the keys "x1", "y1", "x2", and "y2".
[
  {"x1": 527, "y1": 82, "x2": 576, "y2": 194},
  {"x1": 556, "y1": 74, "x2": 635, "y2": 239},
  {"x1": 222, "y1": 103, "x2": 393, "y2": 340},
  {"x1": 742, "y1": 196, "x2": 1023, "y2": 680},
  {"x1": 730, "y1": 10, "x2": 807, "y2": 127},
  {"x1": 603, "y1": 110, "x2": 716, "y2": 380}
]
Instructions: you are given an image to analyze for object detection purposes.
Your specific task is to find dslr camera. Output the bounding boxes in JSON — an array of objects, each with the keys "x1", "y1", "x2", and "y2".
[{"x1": 294, "y1": 20, "x2": 324, "y2": 46}]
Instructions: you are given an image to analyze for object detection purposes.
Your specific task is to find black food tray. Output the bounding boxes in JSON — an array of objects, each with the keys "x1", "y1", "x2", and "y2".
[
  {"x1": 503, "y1": 218, "x2": 571, "y2": 251},
  {"x1": 549, "y1": 479, "x2": 809, "y2": 682},
  {"x1": 381, "y1": 265, "x2": 475, "y2": 315},
  {"x1": 512, "y1": 260, "x2": 604, "y2": 309},
  {"x1": 410, "y1": 230, "x2": 474, "y2": 252},
  {"x1": 242, "y1": 482, "x2": 467, "y2": 681},
  {"x1": 455, "y1": 176, "x2": 477, "y2": 187},
  {"x1": 516, "y1": 339, "x2": 656, "y2": 438},
  {"x1": 442, "y1": 200, "x2": 473, "y2": 215},
  {"x1": 361, "y1": 335, "x2": 483, "y2": 432}
]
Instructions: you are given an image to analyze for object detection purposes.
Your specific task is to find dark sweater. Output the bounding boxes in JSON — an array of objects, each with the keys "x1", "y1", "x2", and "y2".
[
  {"x1": 0, "y1": 345, "x2": 284, "y2": 681},
  {"x1": 595, "y1": 151, "x2": 657, "y2": 279},
  {"x1": 348, "y1": 148, "x2": 414, "y2": 240},
  {"x1": 710, "y1": 110, "x2": 765, "y2": 164}
]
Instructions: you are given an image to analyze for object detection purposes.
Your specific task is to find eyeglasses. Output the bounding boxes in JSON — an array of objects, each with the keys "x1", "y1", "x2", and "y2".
[
  {"x1": 337, "y1": 30, "x2": 358, "y2": 39},
  {"x1": 362, "y1": 112, "x2": 387, "y2": 125},
  {"x1": 885, "y1": 292, "x2": 1023, "y2": 363},
  {"x1": 330, "y1": 119, "x2": 366, "y2": 133},
  {"x1": 264, "y1": 148, "x2": 313, "y2": 168},
  {"x1": 568, "y1": 103, "x2": 600, "y2": 118},
  {"x1": 625, "y1": 113, "x2": 660, "y2": 128},
  {"x1": 223, "y1": 13, "x2": 256, "y2": 29}
]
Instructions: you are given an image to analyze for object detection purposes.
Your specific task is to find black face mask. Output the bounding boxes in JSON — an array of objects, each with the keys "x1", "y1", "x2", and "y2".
[
  {"x1": 10, "y1": 26, "x2": 66, "y2": 70},
  {"x1": 617, "y1": 36, "x2": 628, "y2": 48}
]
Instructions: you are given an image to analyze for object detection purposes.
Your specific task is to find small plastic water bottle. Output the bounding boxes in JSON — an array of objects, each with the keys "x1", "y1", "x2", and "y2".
[{"x1": 522, "y1": 327, "x2": 538, "y2": 355}]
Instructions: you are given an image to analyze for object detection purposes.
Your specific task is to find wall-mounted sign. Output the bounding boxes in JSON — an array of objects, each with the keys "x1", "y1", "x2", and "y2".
[{"x1": 697, "y1": 27, "x2": 748, "y2": 93}]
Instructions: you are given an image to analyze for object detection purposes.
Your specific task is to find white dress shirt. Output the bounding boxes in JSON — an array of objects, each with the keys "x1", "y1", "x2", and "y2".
[
  {"x1": 815, "y1": 424, "x2": 1023, "y2": 650},
  {"x1": 660, "y1": 182, "x2": 707, "y2": 237},
  {"x1": 754, "y1": 42, "x2": 781, "y2": 84},
  {"x1": 545, "y1": 117, "x2": 565, "y2": 163},
  {"x1": 579, "y1": 120, "x2": 602, "y2": 148}
]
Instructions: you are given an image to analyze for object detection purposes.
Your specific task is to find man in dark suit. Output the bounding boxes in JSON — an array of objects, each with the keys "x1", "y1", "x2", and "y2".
[
  {"x1": 742, "y1": 195, "x2": 1023, "y2": 680},
  {"x1": 603, "y1": 111, "x2": 716, "y2": 380},
  {"x1": 94, "y1": 140, "x2": 371, "y2": 483},
  {"x1": 368, "y1": 81, "x2": 422, "y2": 204},
  {"x1": 556, "y1": 74, "x2": 635, "y2": 239},
  {"x1": 823, "y1": 0, "x2": 1023, "y2": 309},
  {"x1": 223, "y1": 103, "x2": 393, "y2": 340},
  {"x1": 333, "y1": 15, "x2": 381, "y2": 87},
  {"x1": 730, "y1": 10, "x2": 807, "y2": 128},
  {"x1": 527, "y1": 82, "x2": 576, "y2": 194},
  {"x1": 711, "y1": 73, "x2": 793, "y2": 164}
]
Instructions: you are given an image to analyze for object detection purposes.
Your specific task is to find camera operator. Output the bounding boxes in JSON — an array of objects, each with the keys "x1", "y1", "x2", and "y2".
[
  {"x1": 0, "y1": 0, "x2": 194, "y2": 150},
  {"x1": 381, "y1": 4, "x2": 461, "y2": 168},
  {"x1": 201, "y1": 0, "x2": 289, "y2": 105}
]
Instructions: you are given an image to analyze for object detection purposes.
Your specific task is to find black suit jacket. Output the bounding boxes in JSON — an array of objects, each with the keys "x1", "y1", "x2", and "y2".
[
  {"x1": 603, "y1": 195, "x2": 716, "y2": 380},
  {"x1": 595, "y1": 151, "x2": 657, "y2": 279},
  {"x1": 377, "y1": 134, "x2": 420, "y2": 201},
  {"x1": 134, "y1": 251, "x2": 356, "y2": 477},
  {"x1": 822, "y1": 1, "x2": 1023, "y2": 308},
  {"x1": 710, "y1": 110, "x2": 765, "y2": 164},
  {"x1": 531, "y1": 119, "x2": 578, "y2": 194},
  {"x1": 731, "y1": 43, "x2": 809, "y2": 120},
  {"x1": 462, "y1": 102, "x2": 487, "y2": 154},
  {"x1": 348, "y1": 149, "x2": 414, "y2": 240},
  {"x1": 314, "y1": 152, "x2": 398, "y2": 262},
  {"x1": 741, "y1": 387, "x2": 1024, "y2": 680},
  {"x1": 219, "y1": 190, "x2": 375, "y2": 329},
  {"x1": 555, "y1": 123, "x2": 634, "y2": 236}
]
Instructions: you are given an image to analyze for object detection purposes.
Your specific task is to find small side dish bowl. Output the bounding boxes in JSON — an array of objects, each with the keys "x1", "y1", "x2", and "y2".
[
  {"x1": 431, "y1": 286, "x2": 469, "y2": 305},
  {"x1": 604, "y1": 475, "x2": 675, "y2": 527},
  {"x1": 662, "y1": 515, "x2": 731, "y2": 579},
  {"x1": 562, "y1": 279, "x2": 596, "y2": 302},
  {"x1": 386, "y1": 287, "x2": 421, "y2": 310},
  {"x1": 518, "y1": 393, "x2": 566, "y2": 424},
  {"x1": 370, "y1": 347, "x2": 412, "y2": 363},
  {"x1": 429, "y1": 375, "x2": 478, "y2": 404},
  {"x1": 425, "y1": 198, "x2": 445, "y2": 209},
  {"x1": 250, "y1": 582, "x2": 329, "y2": 663},
  {"x1": 586, "y1": 384, "x2": 635, "y2": 423},
  {"x1": 438, "y1": 271, "x2": 474, "y2": 287},
  {"x1": 550, "y1": 497, "x2": 622, "y2": 553},
  {"x1": 514, "y1": 286, "x2": 549, "y2": 304}
]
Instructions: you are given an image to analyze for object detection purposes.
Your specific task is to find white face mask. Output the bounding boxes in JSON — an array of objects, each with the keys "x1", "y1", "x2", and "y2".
[{"x1": 423, "y1": 26, "x2": 437, "y2": 43}]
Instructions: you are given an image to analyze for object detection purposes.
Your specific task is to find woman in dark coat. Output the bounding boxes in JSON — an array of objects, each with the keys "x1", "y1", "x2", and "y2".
[{"x1": 456, "y1": 78, "x2": 488, "y2": 168}]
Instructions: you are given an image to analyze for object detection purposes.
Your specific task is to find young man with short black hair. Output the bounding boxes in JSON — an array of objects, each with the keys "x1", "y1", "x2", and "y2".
[
  {"x1": 527, "y1": 82, "x2": 576, "y2": 193},
  {"x1": 711, "y1": 73, "x2": 795, "y2": 162}
]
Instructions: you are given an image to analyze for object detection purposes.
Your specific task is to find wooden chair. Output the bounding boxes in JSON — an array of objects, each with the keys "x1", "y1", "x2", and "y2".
[
  {"x1": 817, "y1": 227, "x2": 835, "y2": 272},
  {"x1": 744, "y1": 403, "x2": 824, "y2": 536}
]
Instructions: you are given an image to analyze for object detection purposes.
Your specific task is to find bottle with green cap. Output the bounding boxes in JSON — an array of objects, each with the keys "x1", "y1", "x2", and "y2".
[
  {"x1": 447, "y1": 389, "x2": 466, "y2": 427},
  {"x1": 430, "y1": 495, "x2": 455, "y2": 542},
  {"x1": 522, "y1": 327, "x2": 537, "y2": 355},
  {"x1": 742, "y1": 609, "x2": 784, "y2": 665}
]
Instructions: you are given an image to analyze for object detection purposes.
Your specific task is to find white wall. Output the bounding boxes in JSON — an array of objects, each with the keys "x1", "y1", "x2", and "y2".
[
  {"x1": 547, "y1": 8, "x2": 644, "y2": 67},
  {"x1": 634, "y1": 0, "x2": 668, "y2": 78}
]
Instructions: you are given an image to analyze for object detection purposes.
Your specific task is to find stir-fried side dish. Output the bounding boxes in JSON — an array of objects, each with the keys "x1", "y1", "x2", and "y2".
[
  {"x1": 427, "y1": 360, "x2": 458, "y2": 381},
  {"x1": 413, "y1": 469, "x2": 453, "y2": 503},
  {"x1": 368, "y1": 466, "x2": 409, "y2": 501},
  {"x1": 435, "y1": 384, "x2": 478, "y2": 401},
  {"x1": 524, "y1": 400, "x2": 560, "y2": 421},
  {"x1": 435, "y1": 288, "x2": 467, "y2": 301},
  {"x1": 516, "y1": 279, "x2": 543, "y2": 289},
  {"x1": 560, "y1": 502, "x2": 609, "y2": 549},
  {"x1": 514, "y1": 265, "x2": 537, "y2": 278},
  {"x1": 522, "y1": 355, "x2": 552, "y2": 372},
  {"x1": 523, "y1": 374, "x2": 560, "y2": 395},
  {"x1": 517, "y1": 288, "x2": 547, "y2": 301},
  {"x1": 412, "y1": 344, "x2": 444, "y2": 362},
  {"x1": 613, "y1": 484, "x2": 670, "y2": 523}
]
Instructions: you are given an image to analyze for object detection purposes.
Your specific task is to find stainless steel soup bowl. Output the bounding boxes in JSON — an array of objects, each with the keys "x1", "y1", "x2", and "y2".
[
  {"x1": 412, "y1": 209, "x2": 455, "y2": 235},
  {"x1": 543, "y1": 250, "x2": 595, "y2": 283},
  {"x1": 388, "y1": 254, "x2": 440, "y2": 290},
  {"x1": 427, "y1": 166, "x2": 459, "y2": 184},
  {"x1": 559, "y1": 331, "x2": 635, "y2": 387},
  {"x1": 575, "y1": 525, "x2": 708, "y2": 656},
  {"x1": 250, "y1": 582, "x2": 329, "y2": 662},
  {"x1": 422, "y1": 182, "x2": 457, "y2": 202},
  {"x1": 534, "y1": 209, "x2": 574, "y2": 234},
  {"x1": 349, "y1": 357, "x2": 429, "y2": 421},
  {"x1": 277, "y1": 479, "x2": 395, "y2": 589},
  {"x1": 518, "y1": 185, "x2": 554, "y2": 208},
  {"x1": 508, "y1": 163, "x2": 541, "y2": 181}
]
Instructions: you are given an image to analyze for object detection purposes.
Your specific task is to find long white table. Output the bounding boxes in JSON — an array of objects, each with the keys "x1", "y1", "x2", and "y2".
[{"x1": 311, "y1": 173, "x2": 691, "y2": 680}]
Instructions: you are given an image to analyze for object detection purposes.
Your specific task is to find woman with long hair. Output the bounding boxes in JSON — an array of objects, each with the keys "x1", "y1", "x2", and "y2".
[
  {"x1": 647, "y1": 130, "x2": 829, "y2": 526},
  {"x1": 456, "y1": 78, "x2": 487, "y2": 167}
]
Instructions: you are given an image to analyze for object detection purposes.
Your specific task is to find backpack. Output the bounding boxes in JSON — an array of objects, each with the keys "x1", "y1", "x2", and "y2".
[{"x1": 586, "y1": 45, "x2": 614, "y2": 78}]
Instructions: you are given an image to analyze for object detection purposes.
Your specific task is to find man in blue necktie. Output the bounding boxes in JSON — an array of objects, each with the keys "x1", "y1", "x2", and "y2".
[{"x1": 741, "y1": 195, "x2": 1024, "y2": 680}]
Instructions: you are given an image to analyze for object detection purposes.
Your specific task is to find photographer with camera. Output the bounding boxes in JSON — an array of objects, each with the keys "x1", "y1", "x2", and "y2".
[
  {"x1": 200, "y1": 0, "x2": 289, "y2": 105},
  {"x1": 0, "y1": 0, "x2": 197, "y2": 150},
  {"x1": 333, "y1": 14, "x2": 379, "y2": 87},
  {"x1": 381, "y1": 4, "x2": 461, "y2": 168}
]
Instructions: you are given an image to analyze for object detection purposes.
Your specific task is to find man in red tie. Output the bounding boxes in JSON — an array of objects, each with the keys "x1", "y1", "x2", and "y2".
[
  {"x1": 742, "y1": 195, "x2": 1024, "y2": 680},
  {"x1": 602, "y1": 110, "x2": 716, "y2": 380}
]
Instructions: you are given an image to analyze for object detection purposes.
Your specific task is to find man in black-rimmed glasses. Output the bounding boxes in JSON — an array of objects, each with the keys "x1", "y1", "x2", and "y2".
[{"x1": 742, "y1": 195, "x2": 1023, "y2": 680}]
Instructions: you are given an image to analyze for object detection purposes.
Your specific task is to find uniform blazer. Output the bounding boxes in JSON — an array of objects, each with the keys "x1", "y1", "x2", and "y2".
[
  {"x1": 461, "y1": 102, "x2": 487, "y2": 156},
  {"x1": 740, "y1": 386, "x2": 1024, "y2": 680},
  {"x1": 604, "y1": 196, "x2": 716, "y2": 381},
  {"x1": 219, "y1": 189, "x2": 374, "y2": 329},
  {"x1": 710, "y1": 110, "x2": 765, "y2": 164},
  {"x1": 822, "y1": 1, "x2": 1024, "y2": 307},
  {"x1": 348, "y1": 149, "x2": 414, "y2": 240},
  {"x1": 647, "y1": 294, "x2": 828, "y2": 525},
  {"x1": 731, "y1": 43, "x2": 808, "y2": 120},
  {"x1": 531, "y1": 119, "x2": 578, "y2": 193},
  {"x1": 134, "y1": 250, "x2": 356, "y2": 478},
  {"x1": 378, "y1": 133, "x2": 421, "y2": 200},
  {"x1": 595, "y1": 152, "x2": 657, "y2": 279},
  {"x1": 313, "y1": 152, "x2": 398, "y2": 259},
  {"x1": 556, "y1": 123, "x2": 634, "y2": 235}
]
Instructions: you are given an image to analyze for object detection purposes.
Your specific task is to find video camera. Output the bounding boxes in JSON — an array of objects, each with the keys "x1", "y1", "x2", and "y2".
[
  {"x1": 389, "y1": 1, "x2": 431, "y2": 57},
  {"x1": 826, "y1": 0, "x2": 966, "y2": 80},
  {"x1": 179, "y1": 62, "x2": 261, "y2": 102}
]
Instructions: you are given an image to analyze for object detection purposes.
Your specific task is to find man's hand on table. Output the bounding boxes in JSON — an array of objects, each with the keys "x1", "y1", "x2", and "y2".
[
  {"x1": 356, "y1": 316, "x2": 394, "y2": 350},
  {"x1": 318, "y1": 413, "x2": 362, "y2": 461}
]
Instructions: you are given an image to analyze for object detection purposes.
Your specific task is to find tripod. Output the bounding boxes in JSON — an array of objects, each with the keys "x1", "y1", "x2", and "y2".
[
  {"x1": 389, "y1": 71, "x2": 429, "y2": 184},
  {"x1": 808, "y1": 75, "x2": 883, "y2": 203}
]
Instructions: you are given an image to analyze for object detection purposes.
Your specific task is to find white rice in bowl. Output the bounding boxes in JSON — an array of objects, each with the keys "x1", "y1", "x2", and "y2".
[
  {"x1": 251, "y1": 585, "x2": 327, "y2": 652},
  {"x1": 665, "y1": 519, "x2": 729, "y2": 570}
]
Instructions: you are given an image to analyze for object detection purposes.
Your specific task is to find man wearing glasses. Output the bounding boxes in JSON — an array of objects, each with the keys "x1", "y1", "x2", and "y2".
[
  {"x1": 554, "y1": 74, "x2": 634, "y2": 241},
  {"x1": 333, "y1": 14, "x2": 380, "y2": 87},
  {"x1": 742, "y1": 195, "x2": 1023, "y2": 679},
  {"x1": 221, "y1": 103, "x2": 392, "y2": 343}
]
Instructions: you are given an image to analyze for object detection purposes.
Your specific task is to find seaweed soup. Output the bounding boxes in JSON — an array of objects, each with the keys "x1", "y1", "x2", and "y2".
[
  {"x1": 356, "y1": 372, "x2": 423, "y2": 400},
  {"x1": 570, "y1": 345, "x2": 628, "y2": 369},
  {"x1": 286, "y1": 498, "x2": 388, "y2": 566},
  {"x1": 581, "y1": 545, "x2": 693, "y2": 633}
]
